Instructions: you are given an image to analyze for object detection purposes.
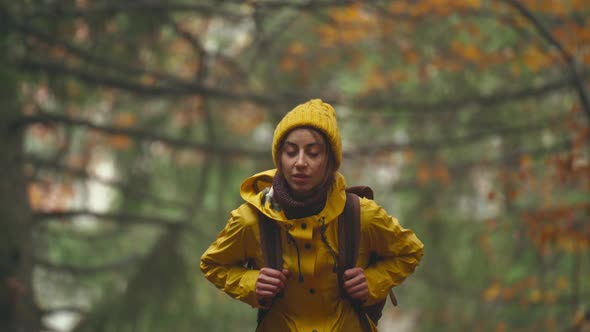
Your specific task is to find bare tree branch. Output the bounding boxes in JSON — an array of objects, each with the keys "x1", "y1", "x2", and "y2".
[
  {"x1": 347, "y1": 113, "x2": 566, "y2": 156},
  {"x1": 14, "y1": 112, "x2": 269, "y2": 159},
  {"x1": 25, "y1": 156, "x2": 193, "y2": 210},
  {"x1": 23, "y1": 2, "x2": 243, "y2": 20},
  {"x1": 502, "y1": 0, "x2": 590, "y2": 123},
  {"x1": 32, "y1": 209, "x2": 192, "y2": 231},
  {"x1": 34, "y1": 255, "x2": 142, "y2": 275},
  {"x1": 390, "y1": 139, "x2": 572, "y2": 192},
  {"x1": 351, "y1": 71, "x2": 590, "y2": 112}
]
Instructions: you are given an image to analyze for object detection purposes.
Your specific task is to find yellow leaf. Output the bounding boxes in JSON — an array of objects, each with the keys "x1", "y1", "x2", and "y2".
[
  {"x1": 288, "y1": 41, "x2": 306, "y2": 55},
  {"x1": 463, "y1": 0, "x2": 481, "y2": 9},
  {"x1": 113, "y1": 112, "x2": 136, "y2": 127},
  {"x1": 317, "y1": 25, "x2": 337, "y2": 46},
  {"x1": 529, "y1": 289, "x2": 542, "y2": 303},
  {"x1": 520, "y1": 154, "x2": 532, "y2": 168},
  {"x1": 483, "y1": 282, "x2": 501, "y2": 301},
  {"x1": 523, "y1": 45, "x2": 550, "y2": 72},
  {"x1": 28, "y1": 184, "x2": 44, "y2": 210},
  {"x1": 462, "y1": 44, "x2": 481, "y2": 61}
]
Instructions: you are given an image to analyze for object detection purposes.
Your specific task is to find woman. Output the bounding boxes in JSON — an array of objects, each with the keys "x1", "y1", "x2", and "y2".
[{"x1": 201, "y1": 99, "x2": 424, "y2": 331}]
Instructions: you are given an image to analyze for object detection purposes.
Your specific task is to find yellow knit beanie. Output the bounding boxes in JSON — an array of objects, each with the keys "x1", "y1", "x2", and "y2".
[{"x1": 272, "y1": 99, "x2": 342, "y2": 170}]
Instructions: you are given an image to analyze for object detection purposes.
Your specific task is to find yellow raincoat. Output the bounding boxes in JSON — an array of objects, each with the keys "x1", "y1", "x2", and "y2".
[{"x1": 201, "y1": 169, "x2": 424, "y2": 331}]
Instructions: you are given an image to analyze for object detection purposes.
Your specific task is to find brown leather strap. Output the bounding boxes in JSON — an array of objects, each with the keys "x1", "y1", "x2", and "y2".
[
  {"x1": 338, "y1": 193, "x2": 360, "y2": 277},
  {"x1": 258, "y1": 212, "x2": 283, "y2": 270}
]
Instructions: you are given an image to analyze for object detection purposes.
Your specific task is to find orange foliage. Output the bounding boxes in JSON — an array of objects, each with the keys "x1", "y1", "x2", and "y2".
[
  {"x1": 141, "y1": 74, "x2": 156, "y2": 86},
  {"x1": 174, "y1": 96, "x2": 204, "y2": 128},
  {"x1": 402, "y1": 149, "x2": 415, "y2": 163},
  {"x1": 108, "y1": 135, "x2": 132, "y2": 150},
  {"x1": 433, "y1": 163, "x2": 450, "y2": 185},
  {"x1": 403, "y1": 50, "x2": 420, "y2": 64},
  {"x1": 416, "y1": 164, "x2": 431, "y2": 185},
  {"x1": 483, "y1": 274, "x2": 572, "y2": 310},
  {"x1": 28, "y1": 181, "x2": 74, "y2": 212},
  {"x1": 280, "y1": 57, "x2": 297, "y2": 72},
  {"x1": 288, "y1": 41, "x2": 307, "y2": 56},
  {"x1": 317, "y1": 4, "x2": 374, "y2": 46},
  {"x1": 522, "y1": 0, "x2": 568, "y2": 15},
  {"x1": 521, "y1": 45, "x2": 554, "y2": 72},
  {"x1": 107, "y1": 112, "x2": 137, "y2": 150},
  {"x1": 280, "y1": 42, "x2": 313, "y2": 73},
  {"x1": 112, "y1": 112, "x2": 137, "y2": 127},
  {"x1": 451, "y1": 41, "x2": 482, "y2": 62},
  {"x1": 364, "y1": 70, "x2": 388, "y2": 92},
  {"x1": 523, "y1": 204, "x2": 589, "y2": 253},
  {"x1": 483, "y1": 280, "x2": 501, "y2": 301},
  {"x1": 223, "y1": 102, "x2": 266, "y2": 135},
  {"x1": 494, "y1": 322, "x2": 508, "y2": 332}
]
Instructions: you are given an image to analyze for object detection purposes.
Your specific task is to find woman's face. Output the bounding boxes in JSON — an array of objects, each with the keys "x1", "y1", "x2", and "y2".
[{"x1": 279, "y1": 128, "x2": 329, "y2": 198}]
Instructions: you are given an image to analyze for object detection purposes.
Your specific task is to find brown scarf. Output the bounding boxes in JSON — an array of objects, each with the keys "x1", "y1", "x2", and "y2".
[{"x1": 272, "y1": 172, "x2": 332, "y2": 219}]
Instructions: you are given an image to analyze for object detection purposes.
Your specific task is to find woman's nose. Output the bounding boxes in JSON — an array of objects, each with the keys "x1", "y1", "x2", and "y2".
[{"x1": 294, "y1": 153, "x2": 307, "y2": 167}]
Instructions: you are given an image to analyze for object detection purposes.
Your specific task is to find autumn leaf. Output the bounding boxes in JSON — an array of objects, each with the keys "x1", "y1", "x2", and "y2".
[
  {"x1": 108, "y1": 134, "x2": 132, "y2": 150},
  {"x1": 28, "y1": 183, "x2": 44, "y2": 210},
  {"x1": 403, "y1": 149, "x2": 415, "y2": 163},
  {"x1": 483, "y1": 281, "x2": 501, "y2": 301},
  {"x1": 520, "y1": 154, "x2": 532, "y2": 169},
  {"x1": 113, "y1": 112, "x2": 137, "y2": 128},
  {"x1": 417, "y1": 164, "x2": 431, "y2": 185},
  {"x1": 288, "y1": 41, "x2": 307, "y2": 56},
  {"x1": 494, "y1": 322, "x2": 507, "y2": 332},
  {"x1": 529, "y1": 288, "x2": 542, "y2": 303},
  {"x1": 522, "y1": 45, "x2": 551, "y2": 72},
  {"x1": 141, "y1": 74, "x2": 156, "y2": 86},
  {"x1": 280, "y1": 57, "x2": 297, "y2": 72},
  {"x1": 433, "y1": 164, "x2": 450, "y2": 185}
]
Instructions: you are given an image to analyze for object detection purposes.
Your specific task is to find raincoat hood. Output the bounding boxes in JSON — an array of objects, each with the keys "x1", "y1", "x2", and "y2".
[{"x1": 240, "y1": 169, "x2": 347, "y2": 225}]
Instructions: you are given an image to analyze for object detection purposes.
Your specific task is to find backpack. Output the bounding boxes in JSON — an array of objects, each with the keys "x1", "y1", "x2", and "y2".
[{"x1": 256, "y1": 185, "x2": 397, "y2": 331}]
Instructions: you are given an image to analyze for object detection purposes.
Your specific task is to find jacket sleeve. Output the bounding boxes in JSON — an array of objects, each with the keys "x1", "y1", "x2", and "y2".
[
  {"x1": 200, "y1": 205, "x2": 262, "y2": 308},
  {"x1": 359, "y1": 199, "x2": 424, "y2": 307}
]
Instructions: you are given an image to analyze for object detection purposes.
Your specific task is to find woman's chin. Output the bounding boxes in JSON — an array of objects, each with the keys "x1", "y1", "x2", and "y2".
[{"x1": 291, "y1": 186, "x2": 314, "y2": 198}]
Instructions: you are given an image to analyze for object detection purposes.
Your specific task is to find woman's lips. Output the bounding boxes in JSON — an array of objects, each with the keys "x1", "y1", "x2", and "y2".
[{"x1": 291, "y1": 175, "x2": 309, "y2": 183}]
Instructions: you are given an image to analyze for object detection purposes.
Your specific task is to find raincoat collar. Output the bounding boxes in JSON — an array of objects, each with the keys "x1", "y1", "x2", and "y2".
[{"x1": 240, "y1": 169, "x2": 347, "y2": 225}]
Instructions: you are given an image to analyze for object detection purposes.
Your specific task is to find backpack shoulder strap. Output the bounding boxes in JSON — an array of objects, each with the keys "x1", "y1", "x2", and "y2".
[
  {"x1": 255, "y1": 211, "x2": 283, "y2": 330},
  {"x1": 257, "y1": 211, "x2": 283, "y2": 270},
  {"x1": 338, "y1": 188, "x2": 397, "y2": 331},
  {"x1": 338, "y1": 192, "x2": 374, "y2": 332},
  {"x1": 338, "y1": 192, "x2": 361, "y2": 278}
]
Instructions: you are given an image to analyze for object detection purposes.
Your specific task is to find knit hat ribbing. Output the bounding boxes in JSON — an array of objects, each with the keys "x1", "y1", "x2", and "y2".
[{"x1": 272, "y1": 99, "x2": 342, "y2": 170}]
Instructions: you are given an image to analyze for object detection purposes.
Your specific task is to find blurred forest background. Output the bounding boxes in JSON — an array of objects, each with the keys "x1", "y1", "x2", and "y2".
[{"x1": 1, "y1": 0, "x2": 589, "y2": 331}]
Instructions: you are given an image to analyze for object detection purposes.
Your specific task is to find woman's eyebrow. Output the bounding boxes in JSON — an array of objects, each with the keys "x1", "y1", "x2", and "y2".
[{"x1": 284, "y1": 141, "x2": 324, "y2": 149}]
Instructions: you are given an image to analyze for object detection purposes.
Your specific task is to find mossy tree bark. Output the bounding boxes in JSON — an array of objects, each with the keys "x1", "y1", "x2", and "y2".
[{"x1": 0, "y1": 24, "x2": 41, "y2": 332}]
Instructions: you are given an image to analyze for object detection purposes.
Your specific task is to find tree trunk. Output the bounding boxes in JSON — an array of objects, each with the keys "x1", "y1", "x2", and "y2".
[{"x1": 0, "y1": 28, "x2": 41, "y2": 332}]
